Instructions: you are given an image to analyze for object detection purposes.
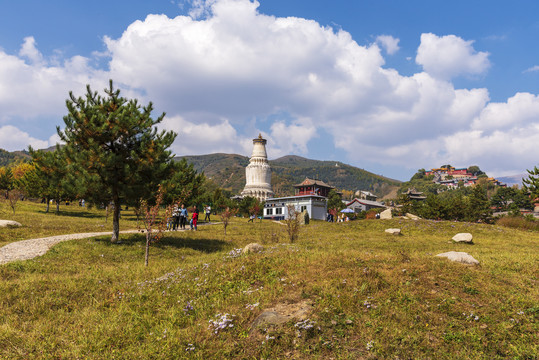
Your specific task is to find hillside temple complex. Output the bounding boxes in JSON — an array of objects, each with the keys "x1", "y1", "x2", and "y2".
[{"x1": 241, "y1": 134, "x2": 274, "y2": 201}]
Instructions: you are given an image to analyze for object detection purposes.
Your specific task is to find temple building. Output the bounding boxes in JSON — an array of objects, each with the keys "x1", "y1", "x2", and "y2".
[
  {"x1": 263, "y1": 178, "x2": 333, "y2": 221},
  {"x1": 241, "y1": 134, "x2": 274, "y2": 201}
]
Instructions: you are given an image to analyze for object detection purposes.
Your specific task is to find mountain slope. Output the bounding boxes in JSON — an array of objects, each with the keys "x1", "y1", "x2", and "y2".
[
  {"x1": 0, "y1": 149, "x2": 31, "y2": 166},
  {"x1": 178, "y1": 153, "x2": 400, "y2": 198}
]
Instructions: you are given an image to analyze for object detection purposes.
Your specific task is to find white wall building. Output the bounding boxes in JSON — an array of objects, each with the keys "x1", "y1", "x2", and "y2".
[
  {"x1": 264, "y1": 195, "x2": 327, "y2": 221},
  {"x1": 241, "y1": 134, "x2": 274, "y2": 201}
]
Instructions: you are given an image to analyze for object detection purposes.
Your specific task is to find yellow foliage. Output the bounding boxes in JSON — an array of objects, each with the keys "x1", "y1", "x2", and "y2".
[{"x1": 12, "y1": 163, "x2": 35, "y2": 180}]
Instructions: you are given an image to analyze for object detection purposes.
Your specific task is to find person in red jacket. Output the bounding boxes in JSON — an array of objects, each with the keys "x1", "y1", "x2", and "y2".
[{"x1": 191, "y1": 206, "x2": 199, "y2": 231}]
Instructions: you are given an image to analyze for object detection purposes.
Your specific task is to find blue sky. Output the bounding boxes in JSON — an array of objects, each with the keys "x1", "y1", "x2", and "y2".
[{"x1": 1, "y1": 0, "x2": 539, "y2": 181}]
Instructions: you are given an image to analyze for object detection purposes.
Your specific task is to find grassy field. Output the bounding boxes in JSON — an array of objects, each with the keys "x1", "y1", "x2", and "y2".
[
  {"x1": 0, "y1": 200, "x2": 139, "y2": 247},
  {"x1": 0, "y1": 202, "x2": 537, "y2": 359}
]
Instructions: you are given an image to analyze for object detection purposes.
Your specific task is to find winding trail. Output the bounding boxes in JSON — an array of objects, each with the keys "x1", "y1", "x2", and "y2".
[
  {"x1": 0, "y1": 223, "x2": 217, "y2": 265},
  {"x1": 0, "y1": 230, "x2": 141, "y2": 265}
]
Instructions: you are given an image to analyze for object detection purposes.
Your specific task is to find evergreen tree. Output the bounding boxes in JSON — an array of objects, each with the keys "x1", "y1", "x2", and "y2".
[
  {"x1": 0, "y1": 167, "x2": 14, "y2": 192},
  {"x1": 467, "y1": 184, "x2": 492, "y2": 223},
  {"x1": 162, "y1": 158, "x2": 205, "y2": 206},
  {"x1": 327, "y1": 189, "x2": 344, "y2": 212},
  {"x1": 523, "y1": 165, "x2": 539, "y2": 200},
  {"x1": 58, "y1": 80, "x2": 177, "y2": 242},
  {"x1": 25, "y1": 147, "x2": 72, "y2": 213}
]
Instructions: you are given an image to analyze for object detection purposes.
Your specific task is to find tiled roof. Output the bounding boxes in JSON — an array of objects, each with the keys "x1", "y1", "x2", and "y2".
[{"x1": 294, "y1": 178, "x2": 334, "y2": 188}]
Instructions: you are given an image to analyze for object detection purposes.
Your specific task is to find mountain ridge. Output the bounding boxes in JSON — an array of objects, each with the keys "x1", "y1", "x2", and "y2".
[{"x1": 176, "y1": 153, "x2": 401, "y2": 198}]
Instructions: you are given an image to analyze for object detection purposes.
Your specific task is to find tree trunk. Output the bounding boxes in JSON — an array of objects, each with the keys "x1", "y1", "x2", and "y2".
[
  {"x1": 56, "y1": 200, "x2": 60, "y2": 214},
  {"x1": 145, "y1": 233, "x2": 150, "y2": 266},
  {"x1": 111, "y1": 197, "x2": 121, "y2": 243},
  {"x1": 45, "y1": 197, "x2": 50, "y2": 213}
]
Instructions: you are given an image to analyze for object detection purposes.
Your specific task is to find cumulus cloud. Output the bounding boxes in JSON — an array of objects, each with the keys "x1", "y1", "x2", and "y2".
[
  {"x1": 376, "y1": 35, "x2": 400, "y2": 55},
  {"x1": 160, "y1": 115, "x2": 248, "y2": 156},
  {"x1": 0, "y1": 38, "x2": 107, "y2": 122},
  {"x1": 0, "y1": 125, "x2": 51, "y2": 151},
  {"x1": 268, "y1": 117, "x2": 317, "y2": 158},
  {"x1": 1, "y1": 0, "x2": 538, "y2": 178},
  {"x1": 416, "y1": 33, "x2": 490, "y2": 80},
  {"x1": 472, "y1": 92, "x2": 539, "y2": 132}
]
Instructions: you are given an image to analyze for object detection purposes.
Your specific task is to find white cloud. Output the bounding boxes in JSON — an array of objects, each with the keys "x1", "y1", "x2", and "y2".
[
  {"x1": 523, "y1": 65, "x2": 539, "y2": 73},
  {"x1": 0, "y1": 125, "x2": 51, "y2": 151},
  {"x1": 416, "y1": 33, "x2": 490, "y2": 80},
  {"x1": 376, "y1": 35, "x2": 400, "y2": 55},
  {"x1": 18, "y1": 37, "x2": 44, "y2": 66},
  {"x1": 268, "y1": 117, "x2": 317, "y2": 158},
  {"x1": 472, "y1": 92, "x2": 539, "y2": 132},
  {"x1": 0, "y1": 38, "x2": 107, "y2": 122},
  {"x1": 1, "y1": 0, "x2": 538, "y2": 178},
  {"x1": 160, "y1": 115, "x2": 247, "y2": 156}
]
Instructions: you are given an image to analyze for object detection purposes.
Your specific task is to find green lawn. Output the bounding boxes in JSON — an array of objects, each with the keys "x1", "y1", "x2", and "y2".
[{"x1": 0, "y1": 203, "x2": 537, "y2": 359}]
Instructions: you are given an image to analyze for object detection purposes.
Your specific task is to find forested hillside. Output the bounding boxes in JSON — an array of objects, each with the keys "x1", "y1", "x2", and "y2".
[
  {"x1": 0, "y1": 149, "x2": 30, "y2": 166},
  {"x1": 178, "y1": 154, "x2": 400, "y2": 198}
]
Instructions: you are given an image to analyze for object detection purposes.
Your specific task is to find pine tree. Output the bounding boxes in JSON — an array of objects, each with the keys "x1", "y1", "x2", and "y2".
[
  {"x1": 26, "y1": 147, "x2": 72, "y2": 213},
  {"x1": 523, "y1": 165, "x2": 539, "y2": 200},
  {"x1": 58, "y1": 80, "x2": 177, "y2": 242},
  {"x1": 467, "y1": 184, "x2": 492, "y2": 223}
]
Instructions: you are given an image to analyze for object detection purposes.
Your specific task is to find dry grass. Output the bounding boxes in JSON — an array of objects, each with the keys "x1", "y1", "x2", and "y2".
[
  {"x1": 496, "y1": 215, "x2": 539, "y2": 232},
  {"x1": 0, "y1": 200, "x2": 139, "y2": 247},
  {"x1": 0, "y1": 205, "x2": 537, "y2": 359}
]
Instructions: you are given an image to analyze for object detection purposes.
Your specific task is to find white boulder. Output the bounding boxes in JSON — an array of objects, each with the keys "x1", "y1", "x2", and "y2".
[
  {"x1": 379, "y1": 209, "x2": 392, "y2": 220},
  {"x1": 243, "y1": 243, "x2": 264, "y2": 254},
  {"x1": 385, "y1": 228, "x2": 401, "y2": 235},
  {"x1": 436, "y1": 251, "x2": 479, "y2": 265},
  {"x1": 0, "y1": 220, "x2": 22, "y2": 228},
  {"x1": 452, "y1": 233, "x2": 473, "y2": 244},
  {"x1": 405, "y1": 213, "x2": 421, "y2": 220}
]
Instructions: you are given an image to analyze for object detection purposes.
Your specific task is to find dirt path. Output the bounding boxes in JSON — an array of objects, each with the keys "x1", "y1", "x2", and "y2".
[{"x1": 0, "y1": 230, "x2": 142, "y2": 265}]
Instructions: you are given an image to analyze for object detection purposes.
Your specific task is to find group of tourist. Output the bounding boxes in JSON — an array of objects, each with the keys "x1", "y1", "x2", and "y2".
[{"x1": 168, "y1": 205, "x2": 212, "y2": 231}]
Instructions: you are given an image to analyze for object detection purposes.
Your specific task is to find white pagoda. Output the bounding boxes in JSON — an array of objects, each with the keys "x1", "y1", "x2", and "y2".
[{"x1": 241, "y1": 134, "x2": 274, "y2": 201}]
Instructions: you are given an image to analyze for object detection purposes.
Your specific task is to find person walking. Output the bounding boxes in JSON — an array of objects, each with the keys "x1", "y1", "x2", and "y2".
[
  {"x1": 204, "y1": 205, "x2": 211, "y2": 222},
  {"x1": 172, "y1": 205, "x2": 180, "y2": 230},
  {"x1": 179, "y1": 204, "x2": 188, "y2": 230},
  {"x1": 191, "y1": 206, "x2": 199, "y2": 231}
]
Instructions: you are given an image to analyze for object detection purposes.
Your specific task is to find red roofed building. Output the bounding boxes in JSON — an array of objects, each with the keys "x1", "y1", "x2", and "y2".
[{"x1": 294, "y1": 178, "x2": 334, "y2": 197}]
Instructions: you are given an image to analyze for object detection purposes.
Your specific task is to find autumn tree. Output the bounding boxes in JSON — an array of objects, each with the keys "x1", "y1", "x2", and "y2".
[
  {"x1": 284, "y1": 204, "x2": 300, "y2": 242},
  {"x1": 58, "y1": 80, "x2": 177, "y2": 242},
  {"x1": 0, "y1": 167, "x2": 14, "y2": 197},
  {"x1": 139, "y1": 186, "x2": 171, "y2": 266},
  {"x1": 220, "y1": 207, "x2": 237, "y2": 239}
]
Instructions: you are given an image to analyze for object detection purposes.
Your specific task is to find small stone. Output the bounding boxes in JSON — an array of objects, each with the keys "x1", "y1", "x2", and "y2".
[
  {"x1": 345, "y1": 319, "x2": 353, "y2": 325},
  {"x1": 436, "y1": 251, "x2": 479, "y2": 265},
  {"x1": 385, "y1": 228, "x2": 401, "y2": 235},
  {"x1": 452, "y1": 233, "x2": 473, "y2": 244}
]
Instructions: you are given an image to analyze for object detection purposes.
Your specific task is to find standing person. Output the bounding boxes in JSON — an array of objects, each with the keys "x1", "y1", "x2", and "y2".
[
  {"x1": 172, "y1": 205, "x2": 180, "y2": 230},
  {"x1": 204, "y1": 205, "x2": 211, "y2": 222},
  {"x1": 179, "y1": 204, "x2": 188, "y2": 230},
  {"x1": 191, "y1": 206, "x2": 199, "y2": 231}
]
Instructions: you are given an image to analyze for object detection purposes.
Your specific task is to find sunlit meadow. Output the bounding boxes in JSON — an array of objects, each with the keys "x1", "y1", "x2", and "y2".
[{"x1": 0, "y1": 201, "x2": 537, "y2": 359}]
